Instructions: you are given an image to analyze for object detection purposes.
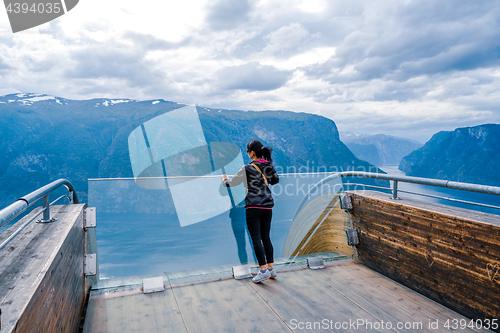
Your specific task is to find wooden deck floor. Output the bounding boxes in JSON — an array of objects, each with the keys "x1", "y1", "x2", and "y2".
[{"x1": 82, "y1": 260, "x2": 492, "y2": 333}]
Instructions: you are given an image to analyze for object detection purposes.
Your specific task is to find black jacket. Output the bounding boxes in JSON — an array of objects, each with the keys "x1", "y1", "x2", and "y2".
[{"x1": 223, "y1": 160, "x2": 279, "y2": 208}]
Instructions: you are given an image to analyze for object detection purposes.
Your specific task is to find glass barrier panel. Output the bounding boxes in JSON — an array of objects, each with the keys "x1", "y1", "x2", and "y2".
[{"x1": 88, "y1": 173, "x2": 356, "y2": 279}]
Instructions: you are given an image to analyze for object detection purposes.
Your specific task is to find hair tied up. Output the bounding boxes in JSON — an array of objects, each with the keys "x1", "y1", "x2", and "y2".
[
  {"x1": 247, "y1": 140, "x2": 273, "y2": 162},
  {"x1": 261, "y1": 146, "x2": 273, "y2": 162}
]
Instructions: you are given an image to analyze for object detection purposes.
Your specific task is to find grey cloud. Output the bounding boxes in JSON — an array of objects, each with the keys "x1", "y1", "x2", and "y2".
[
  {"x1": 0, "y1": 56, "x2": 11, "y2": 72},
  {"x1": 0, "y1": 35, "x2": 15, "y2": 48},
  {"x1": 229, "y1": 34, "x2": 268, "y2": 60},
  {"x1": 216, "y1": 62, "x2": 291, "y2": 91},
  {"x1": 204, "y1": 1, "x2": 364, "y2": 61},
  {"x1": 334, "y1": 107, "x2": 498, "y2": 143},
  {"x1": 23, "y1": 55, "x2": 58, "y2": 72},
  {"x1": 205, "y1": 0, "x2": 253, "y2": 30},
  {"x1": 262, "y1": 23, "x2": 310, "y2": 56},
  {"x1": 64, "y1": 45, "x2": 164, "y2": 87},
  {"x1": 122, "y1": 31, "x2": 189, "y2": 51},
  {"x1": 307, "y1": 0, "x2": 500, "y2": 85}
]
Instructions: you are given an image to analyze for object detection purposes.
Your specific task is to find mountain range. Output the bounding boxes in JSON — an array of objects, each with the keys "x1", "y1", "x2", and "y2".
[
  {"x1": 0, "y1": 93, "x2": 382, "y2": 208},
  {"x1": 3, "y1": 93, "x2": 498, "y2": 210},
  {"x1": 340, "y1": 132, "x2": 422, "y2": 166}
]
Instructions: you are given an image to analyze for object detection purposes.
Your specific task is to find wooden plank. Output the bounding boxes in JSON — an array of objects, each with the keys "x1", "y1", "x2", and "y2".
[
  {"x1": 339, "y1": 262, "x2": 493, "y2": 331},
  {"x1": 355, "y1": 220, "x2": 498, "y2": 284},
  {"x1": 352, "y1": 197, "x2": 500, "y2": 258},
  {"x1": 347, "y1": 191, "x2": 500, "y2": 327},
  {"x1": 20, "y1": 205, "x2": 85, "y2": 333},
  {"x1": 14, "y1": 206, "x2": 84, "y2": 332},
  {"x1": 81, "y1": 293, "x2": 109, "y2": 333},
  {"x1": 353, "y1": 190, "x2": 500, "y2": 227},
  {"x1": 84, "y1": 289, "x2": 131, "y2": 333},
  {"x1": 356, "y1": 235, "x2": 499, "y2": 321},
  {"x1": 83, "y1": 287, "x2": 186, "y2": 333},
  {"x1": 311, "y1": 261, "x2": 492, "y2": 333},
  {"x1": 0, "y1": 206, "x2": 71, "y2": 327},
  {"x1": 0, "y1": 207, "x2": 49, "y2": 287},
  {"x1": 102, "y1": 297, "x2": 126, "y2": 333},
  {"x1": 150, "y1": 287, "x2": 187, "y2": 332},
  {"x1": 249, "y1": 266, "x2": 385, "y2": 333},
  {"x1": 172, "y1": 278, "x2": 289, "y2": 332},
  {"x1": 308, "y1": 262, "x2": 430, "y2": 333}
]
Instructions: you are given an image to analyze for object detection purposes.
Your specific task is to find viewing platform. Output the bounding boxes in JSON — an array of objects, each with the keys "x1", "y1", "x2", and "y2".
[
  {"x1": 82, "y1": 259, "x2": 488, "y2": 333},
  {"x1": 0, "y1": 173, "x2": 499, "y2": 332}
]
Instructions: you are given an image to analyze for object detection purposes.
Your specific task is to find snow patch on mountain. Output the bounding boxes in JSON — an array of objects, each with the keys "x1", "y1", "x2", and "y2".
[{"x1": 24, "y1": 95, "x2": 55, "y2": 102}]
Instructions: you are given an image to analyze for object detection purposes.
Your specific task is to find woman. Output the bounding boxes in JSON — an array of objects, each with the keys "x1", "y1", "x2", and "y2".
[{"x1": 222, "y1": 140, "x2": 280, "y2": 283}]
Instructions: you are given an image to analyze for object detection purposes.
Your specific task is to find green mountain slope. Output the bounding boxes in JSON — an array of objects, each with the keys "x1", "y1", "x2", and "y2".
[
  {"x1": 399, "y1": 124, "x2": 500, "y2": 186},
  {"x1": 0, "y1": 94, "x2": 382, "y2": 207}
]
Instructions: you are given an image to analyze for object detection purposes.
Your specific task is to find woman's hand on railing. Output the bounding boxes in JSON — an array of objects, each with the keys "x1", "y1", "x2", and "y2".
[{"x1": 221, "y1": 174, "x2": 229, "y2": 182}]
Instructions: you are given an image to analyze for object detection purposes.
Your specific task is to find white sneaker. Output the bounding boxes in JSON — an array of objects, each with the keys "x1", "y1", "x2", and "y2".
[{"x1": 252, "y1": 270, "x2": 271, "y2": 283}]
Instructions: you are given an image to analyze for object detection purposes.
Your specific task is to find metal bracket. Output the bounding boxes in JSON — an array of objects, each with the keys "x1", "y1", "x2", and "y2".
[
  {"x1": 84, "y1": 254, "x2": 97, "y2": 276},
  {"x1": 307, "y1": 257, "x2": 326, "y2": 270},
  {"x1": 36, "y1": 217, "x2": 57, "y2": 223},
  {"x1": 143, "y1": 276, "x2": 165, "y2": 294},
  {"x1": 232, "y1": 265, "x2": 252, "y2": 280},
  {"x1": 36, "y1": 194, "x2": 57, "y2": 223},
  {"x1": 346, "y1": 228, "x2": 360, "y2": 246},
  {"x1": 339, "y1": 193, "x2": 353, "y2": 211},
  {"x1": 85, "y1": 207, "x2": 96, "y2": 229}
]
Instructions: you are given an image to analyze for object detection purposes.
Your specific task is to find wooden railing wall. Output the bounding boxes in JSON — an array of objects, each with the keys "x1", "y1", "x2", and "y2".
[
  {"x1": 0, "y1": 204, "x2": 89, "y2": 333},
  {"x1": 348, "y1": 190, "x2": 500, "y2": 325}
]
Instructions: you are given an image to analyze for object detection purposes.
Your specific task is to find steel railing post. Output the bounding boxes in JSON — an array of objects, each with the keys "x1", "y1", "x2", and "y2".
[
  {"x1": 37, "y1": 194, "x2": 57, "y2": 223},
  {"x1": 392, "y1": 180, "x2": 398, "y2": 200},
  {"x1": 43, "y1": 194, "x2": 50, "y2": 221}
]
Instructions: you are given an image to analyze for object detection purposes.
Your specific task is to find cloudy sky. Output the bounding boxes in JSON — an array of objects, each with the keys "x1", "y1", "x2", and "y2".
[{"x1": 1, "y1": 0, "x2": 499, "y2": 142}]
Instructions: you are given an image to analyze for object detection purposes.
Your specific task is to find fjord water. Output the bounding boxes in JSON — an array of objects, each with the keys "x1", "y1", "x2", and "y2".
[
  {"x1": 89, "y1": 173, "x2": 344, "y2": 279},
  {"x1": 380, "y1": 165, "x2": 500, "y2": 216}
]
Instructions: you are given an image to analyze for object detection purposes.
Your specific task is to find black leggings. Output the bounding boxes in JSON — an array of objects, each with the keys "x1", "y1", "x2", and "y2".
[{"x1": 246, "y1": 208, "x2": 273, "y2": 266}]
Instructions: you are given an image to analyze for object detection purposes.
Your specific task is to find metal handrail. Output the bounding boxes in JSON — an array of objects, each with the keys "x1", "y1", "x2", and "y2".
[
  {"x1": 339, "y1": 171, "x2": 500, "y2": 196},
  {"x1": 344, "y1": 183, "x2": 500, "y2": 210},
  {"x1": 90, "y1": 172, "x2": 500, "y2": 197},
  {"x1": 0, "y1": 179, "x2": 79, "y2": 250},
  {"x1": 294, "y1": 172, "x2": 500, "y2": 213},
  {"x1": 88, "y1": 171, "x2": 500, "y2": 211}
]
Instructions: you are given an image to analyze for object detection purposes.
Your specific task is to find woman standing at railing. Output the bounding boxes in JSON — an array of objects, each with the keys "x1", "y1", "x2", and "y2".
[{"x1": 222, "y1": 140, "x2": 280, "y2": 283}]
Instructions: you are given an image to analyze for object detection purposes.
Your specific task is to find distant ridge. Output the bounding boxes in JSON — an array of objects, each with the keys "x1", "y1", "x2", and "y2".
[
  {"x1": 0, "y1": 93, "x2": 382, "y2": 207},
  {"x1": 341, "y1": 132, "x2": 422, "y2": 166},
  {"x1": 399, "y1": 124, "x2": 500, "y2": 186}
]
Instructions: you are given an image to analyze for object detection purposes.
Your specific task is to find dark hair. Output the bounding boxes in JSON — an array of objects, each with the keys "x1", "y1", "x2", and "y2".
[{"x1": 247, "y1": 140, "x2": 273, "y2": 162}]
